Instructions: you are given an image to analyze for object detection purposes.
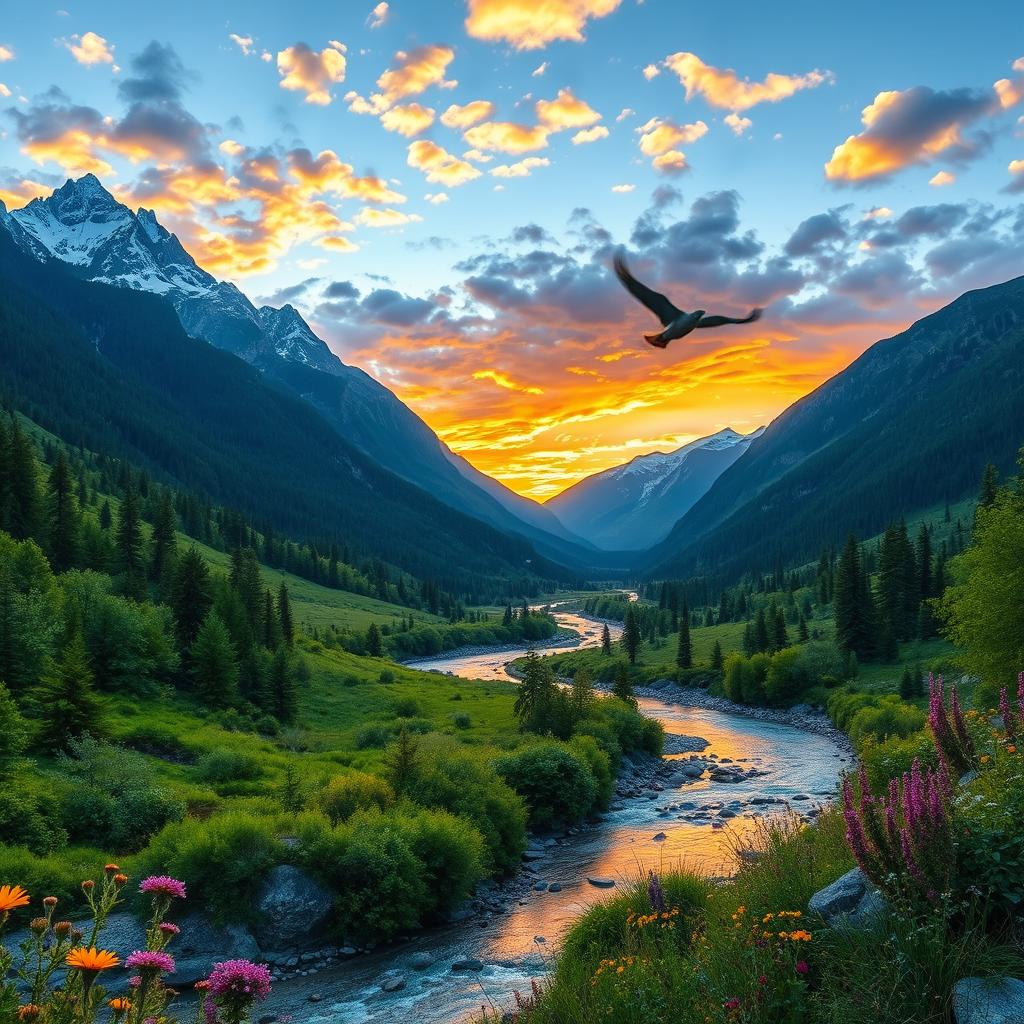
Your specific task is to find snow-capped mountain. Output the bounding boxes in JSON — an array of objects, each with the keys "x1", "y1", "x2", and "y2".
[
  {"x1": 546, "y1": 427, "x2": 765, "y2": 550},
  {"x1": 0, "y1": 174, "x2": 592, "y2": 563}
]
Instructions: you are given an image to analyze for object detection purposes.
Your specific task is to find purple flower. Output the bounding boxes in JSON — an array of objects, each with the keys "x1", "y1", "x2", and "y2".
[
  {"x1": 125, "y1": 950, "x2": 175, "y2": 974},
  {"x1": 208, "y1": 959, "x2": 272, "y2": 1001},
  {"x1": 138, "y1": 876, "x2": 187, "y2": 901},
  {"x1": 647, "y1": 871, "x2": 667, "y2": 915},
  {"x1": 203, "y1": 997, "x2": 218, "y2": 1024}
]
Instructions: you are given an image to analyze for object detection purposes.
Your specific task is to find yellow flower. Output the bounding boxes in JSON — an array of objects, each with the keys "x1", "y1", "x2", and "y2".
[
  {"x1": 66, "y1": 947, "x2": 120, "y2": 972},
  {"x1": 0, "y1": 885, "x2": 30, "y2": 913},
  {"x1": 981, "y1": 755, "x2": 991, "y2": 764}
]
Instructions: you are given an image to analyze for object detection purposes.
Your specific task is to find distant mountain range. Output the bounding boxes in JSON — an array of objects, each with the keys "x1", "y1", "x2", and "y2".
[
  {"x1": 645, "y1": 273, "x2": 1024, "y2": 580},
  {"x1": 547, "y1": 427, "x2": 763, "y2": 550},
  {"x1": 0, "y1": 174, "x2": 590, "y2": 565}
]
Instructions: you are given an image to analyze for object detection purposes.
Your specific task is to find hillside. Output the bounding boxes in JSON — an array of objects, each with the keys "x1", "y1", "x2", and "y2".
[{"x1": 647, "y1": 274, "x2": 1024, "y2": 580}]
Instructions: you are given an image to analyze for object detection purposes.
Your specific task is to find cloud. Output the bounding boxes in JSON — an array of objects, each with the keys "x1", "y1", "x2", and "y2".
[
  {"x1": 0, "y1": 45, "x2": 13, "y2": 62},
  {"x1": 611, "y1": 183, "x2": 635, "y2": 193},
  {"x1": 407, "y1": 138, "x2": 482, "y2": 186},
  {"x1": 65, "y1": 32, "x2": 115, "y2": 67},
  {"x1": 473, "y1": 369, "x2": 544, "y2": 394},
  {"x1": 652, "y1": 150, "x2": 688, "y2": 174},
  {"x1": 490, "y1": 156, "x2": 550, "y2": 177},
  {"x1": 636, "y1": 116, "x2": 708, "y2": 158},
  {"x1": 535, "y1": 87, "x2": 601, "y2": 131},
  {"x1": 1006, "y1": 158, "x2": 1024, "y2": 193},
  {"x1": 784, "y1": 210, "x2": 847, "y2": 257},
  {"x1": 375, "y1": 44, "x2": 455, "y2": 106},
  {"x1": 824, "y1": 80, "x2": 1017, "y2": 184},
  {"x1": 724, "y1": 112, "x2": 752, "y2": 136},
  {"x1": 440, "y1": 99, "x2": 494, "y2": 128},
  {"x1": 532, "y1": 61, "x2": 548, "y2": 77},
  {"x1": 228, "y1": 34, "x2": 254, "y2": 56},
  {"x1": 425, "y1": 191, "x2": 449, "y2": 203},
  {"x1": 276, "y1": 42, "x2": 347, "y2": 105},
  {"x1": 379, "y1": 102, "x2": 435, "y2": 136},
  {"x1": 572, "y1": 125, "x2": 608, "y2": 144},
  {"x1": 0, "y1": 84, "x2": 10, "y2": 98},
  {"x1": 929, "y1": 170, "x2": 955, "y2": 187},
  {"x1": 464, "y1": 0, "x2": 622, "y2": 50},
  {"x1": 642, "y1": 63, "x2": 659, "y2": 80},
  {"x1": 355, "y1": 207, "x2": 423, "y2": 227},
  {"x1": 287, "y1": 147, "x2": 407, "y2": 202},
  {"x1": 367, "y1": 2, "x2": 390, "y2": 28},
  {"x1": 463, "y1": 120, "x2": 550, "y2": 153},
  {"x1": 663, "y1": 51, "x2": 832, "y2": 111}
]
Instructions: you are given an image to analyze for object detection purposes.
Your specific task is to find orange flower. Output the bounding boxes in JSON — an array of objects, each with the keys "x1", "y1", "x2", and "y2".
[
  {"x1": 114, "y1": 874, "x2": 128, "y2": 885},
  {"x1": 1008, "y1": 745, "x2": 1017, "y2": 754},
  {"x1": 66, "y1": 947, "x2": 120, "y2": 972},
  {"x1": 104, "y1": 864, "x2": 121, "y2": 874},
  {"x1": 108, "y1": 997, "x2": 132, "y2": 1012},
  {"x1": 0, "y1": 885, "x2": 30, "y2": 913},
  {"x1": 17, "y1": 1007, "x2": 41, "y2": 1022}
]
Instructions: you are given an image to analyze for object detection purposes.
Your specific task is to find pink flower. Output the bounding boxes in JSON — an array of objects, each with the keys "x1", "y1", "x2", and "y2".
[
  {"x1": 723, "y1": 997, "x2": 741, "y2": 1011},
  {"x1": 138, "y1": 876, "x2": 186, "y2": 901},
  {"x1": 207, "y1": 959, "x2": 272, "y2": 1001},
  {"x1": 158, "y1": 922, "x2": 180, "y2": 936},
  {"x1": 125, "y1": 950, "x2": 175, "y2": 974},
  {"x1": 795, "y1": 960, "x2": 809, "y2": 975},
  {"x1": 757, "y1": 974, "x2": 767, "y2": 985}
]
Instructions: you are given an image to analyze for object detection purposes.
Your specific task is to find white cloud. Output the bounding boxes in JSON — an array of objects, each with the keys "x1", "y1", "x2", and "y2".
[{"x1": 367, "y1": 2, "x2": 390, "y2": 28}]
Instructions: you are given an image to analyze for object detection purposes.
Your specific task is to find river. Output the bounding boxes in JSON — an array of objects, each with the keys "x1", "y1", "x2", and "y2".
[{"x1": 265, "y1": 607, "x2": 847, "y2": 1024}]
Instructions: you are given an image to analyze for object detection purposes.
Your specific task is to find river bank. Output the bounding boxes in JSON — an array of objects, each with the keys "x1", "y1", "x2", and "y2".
[{"x1": 399, "y1": 629, "x2": 581, "y2": 669}]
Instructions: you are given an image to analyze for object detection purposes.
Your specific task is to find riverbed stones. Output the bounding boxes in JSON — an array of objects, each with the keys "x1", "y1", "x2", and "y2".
[
  {"x1": 452, "y1": 958, "x2": 484, "y2": 972},
  {"x1": 381, "y1": 974, "x2": 406, "y2": 993},
  {"x1": 587, "y1": 877, "x2": 616, "y2": 888},
  {"x1": 953, "y1": 977, "x2": 1024, "y2": 1024},
  {"x1": 807, "y1": 868, "x2": 869, "y2": 922},
  {"x1": 548, "y1": 882, "x2": 562, "y2": 893},
  {"x1": 255, "y1": 866, "x2": 333, "y2": 950},
  {"x1": 533, "y1": 881, "x2": 548, "y2": 891}
]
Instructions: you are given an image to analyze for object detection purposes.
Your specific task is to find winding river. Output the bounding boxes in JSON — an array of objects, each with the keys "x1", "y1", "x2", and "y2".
[{"x1": 266, "y1": 608, "x2": 848, "y2": 1024}]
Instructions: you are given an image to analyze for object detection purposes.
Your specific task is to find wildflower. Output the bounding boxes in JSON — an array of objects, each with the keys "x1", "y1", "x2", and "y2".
[
  {"x1": 0, "y1": 885, "x2": 30, "y2": 912},
  {"x1": 81, "y1": 880, "x2": 95, "y2": 891},
  {"x1": 139, "y1": 876, "x2": 187, "y2": 900},
  {"x1": 723, "y1": 997, "x2": 741, "y2": 1011},
  {"x1": 42, "y1": 896, "x2": 57, "y2": 909},
  {"x1": 114, "y1": 874, "x2": 129, "y2": 885},
  {"x1": 207, "y1": 958, "x2": 272, "y2": 1000},
  {"x1": 125, "y1": 950, "x2": 176, "y2": 974},
  {"x1": 795, "y1": 960, "x2": 809, "y2": 975},
  {"x1": 17, "y1": 1007, "x2": 41, "y2": 1022},
  {"x1": 647, "y1": 871, "x2": 667, "y2": 915},
  {"x1": 981, "y1": 755, "x2": 991, "y2": 764},
  {"x1": 159, "y1": 922, "x2": 181, "y2": 936},
  {"x1": 29, "y1": 917, "x2": 48, "y2": 935},
  {"x1": 53, "y1": 921, "x2": 72, "y2": 938},
  {"x1": 194, "y1": 979, "x2": 211, "y2": 991},
  {"x1": 108, "y1": 997, "x2": 132, "y2": 1012},
  {"x1": 1009, "y1": 745, "x2": 1018, "y2": 754},
  {"x1": 66, "y1": 947, "x2": 120, "y2": 972},
  {"x1": 104, "y1": 863, "x2": 121, "y2": 874},
  {"x1": 757, "y1": 975, "x2": 767, "y2": 985}
]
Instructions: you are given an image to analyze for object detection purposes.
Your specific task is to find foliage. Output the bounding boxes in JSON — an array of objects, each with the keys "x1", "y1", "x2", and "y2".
[
  {"x1": 317, "y1": 770, "x2": 394, "y2": 824},
  {"x1": 494, "y1": 740, "x2": 598, "y2": 830},
  {"x1": 195, "y1": 749, "x2": 264, "y2": 785}
]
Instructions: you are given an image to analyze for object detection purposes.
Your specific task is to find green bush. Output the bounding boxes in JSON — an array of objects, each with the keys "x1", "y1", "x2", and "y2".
[
  {"x1": 451, "y1": 712, "x2": 472, "y2": 729},
  {"x1": 355, "y1": 724, "x2": 391, "y2": 749},
  {"x1": 847, "y1": 696, "x2": 926, "y2": 750},
  {"x1": 392, "y1": 696, "x2": 421, "y2": 718},
  {"x1": 195, "y1": 748, "x2": 264, "y2": 784},
  {"x1": 0, "y1": 787, "x2": 66, "y2": 855},
  {"x1": 0, "y1": 844, "x2": 107, "y2": 909},
  {"x1": 859, "y1": 730, "x2": 938, "y2": 791},
  {"x1": 317, "y1": 771, "x2": 394, "y2": 824},
  {"x1": 495, "y1": 740, "x2": 598, "y2": 830},
  {"x1": 120, "y1": 724, "x2": 197, "y2": 762},
  {"x1": 136, "y1": 812, "x2": 284, "y2": 921},
  {"x1": 568, "y1": 734, "x2": 614, "y2": 810}
]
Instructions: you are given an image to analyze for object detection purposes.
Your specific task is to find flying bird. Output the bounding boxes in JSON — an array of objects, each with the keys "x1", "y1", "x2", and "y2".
[{"x1": 613, "y1": 252, "x2": 762, "y2": 349}]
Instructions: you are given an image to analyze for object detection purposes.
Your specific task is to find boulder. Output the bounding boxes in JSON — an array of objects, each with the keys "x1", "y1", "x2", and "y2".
[
  {"x1": 587, "y1": 877, "x2": 615, "y2": 889},
  {"x1": 410, "y1": 951, "x2": 433, "y2": 971},
  {"x1": 808, "y1": 868, "x2": 870, "y2": 923},
  {"x1": 452, "y1": 958, "x2": 484, "y2": 972},
  {"x1": 254, "y1": 865, "x2": 333, "y2": 951},
  {"x1": 953, "y1": 977, "x2": 1024, "y2": 1024},
  {"x1": 381, "y1": 973, "x2": 406, "y2": 993},
  {"x1": 174, "y1": 913, "x2": 262, "y2": 984}
]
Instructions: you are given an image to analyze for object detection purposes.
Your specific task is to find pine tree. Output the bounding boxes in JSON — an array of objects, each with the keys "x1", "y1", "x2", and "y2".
[
  {"x1": 33, "y1": 628, "x2": 106, "y2": 750},
  {"x1": 98, "y1": 500, "x2": 112, "y2": 532},
  {"x1": 328, "y1": 545, "x2": 340, "y2": 589},
  {"x1": 150, "y1": 492, "x2": 178, "y2": 586},
  {"x1": 601, "y1": 622, "x2": 612, "y2": 655},
  {"x1": 171, "y1": 547, "x2": 213, "y2": 651},
  {"x1": 978, "y1": 463, "x2": 999, "y2": 509},
  {"x1": 7, "y1": 417, "x2": 41, "y2": 541},
  {"x1": 365, "y1": 622, "x2": 383, "y2": 657},
  {"x1": 710, "y1": 639, "x2": 724, "y2": 671},
  {"x1": 514, "y1": 651, "x2": 556, "y2": 732},
  {"x1": 834, "y1": 534, "x2": 873, "y2": 659},
  {"x1": 229, "y1": 548, "x2": 263, "y2": 634},
  {"x1": 0, "y1": 418, "x2": 10, "y2": 532},
  {"x1": 569, "y1": 667, "x2": 595, "y2": 725},
  {"x1": 270, "y1": 646, "x2": 298, "y2": 723},
  {"x1": 797, "y1": 613, "x2": 810, "y2": 643},
  {"x1": 916, "y1": 523, "x2": 933, "y2": 600},
  {"x1": 0, "y1": 680, "x2": 29, "y2": 776},
  {"x1": 46, "y1": 452, "x2": 80, "y2": 572},
  {"x1": 754, "y1": 607, "x2": 770, "y2": 653},
  {"x1": 385, "y1": 726, "x2": 420, "y2": 796},
  {"x1": 262, "y1": 588, "x2": 282, "y2": 650},
  {"x1": 772, "y1": 604, "x2": 789, "y2": 650},
  {"x1": 622, "y1": 604, "x2": 641, "y2": 664},
  {"x1": 277, "y1": 582, "x2": 294, "y2": 647},
  {"x1": 191, "y1": 611, "x2": 240, "y2": 706},
  {"x1": 611, "y1": 661, "x2": 636, "y2": 708},
  {"x1": 116, "y1": 481, "x2": 146, "y2": 600},
  {"x1": 899, "y1": 666, "x2": 915, "y2": 699},
  {"x1": 676, "y1": 608, "x2": 692, "y2": 669}
]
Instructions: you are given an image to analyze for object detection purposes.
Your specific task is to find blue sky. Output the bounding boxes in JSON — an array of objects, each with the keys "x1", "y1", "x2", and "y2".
[{"x1": 1, "y1": 1, "x2": 1022, "y2": 495}]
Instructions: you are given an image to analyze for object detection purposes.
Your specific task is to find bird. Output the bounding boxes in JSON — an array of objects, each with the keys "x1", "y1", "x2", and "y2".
[{"x1": 613, "y1": 252, "x2": 763, "y2": 349}]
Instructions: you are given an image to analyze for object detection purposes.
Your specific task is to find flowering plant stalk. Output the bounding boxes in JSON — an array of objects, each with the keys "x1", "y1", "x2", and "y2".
[{"x1": 927, "y1": 675, "x2": 975, "y2": 776}]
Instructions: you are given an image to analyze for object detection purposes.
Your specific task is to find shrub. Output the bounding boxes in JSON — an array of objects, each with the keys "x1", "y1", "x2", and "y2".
[
  {"x1": 859, "y1": 730, "x2": 938, "y2": 792},
  {"x1": 137, "y1": 812, "x2": 284, "y2": 920},
  {"x1": 0, "y1": 787, "x2": 66, "y2": 854},
  {"x1": 847, "y1": 697, "x2": 926, "y2": 750},
  {"x1": 355, "y1": 724, "x2": 390, "y2": 749},
  {"x1": 317, "y1": 771, "x2": 394, "y2": 824},
  {"x1": 495, "y1": 740, "x2": 598, "y2": 830},
  {"x1": 120, "y1": 724, "x2": 197, "y2": 762},
  {"x1": 378, "y1": 669, "x2": 396, "y2": 684},
  {"x1": 392, "y1": 696, "x2": 421, "y2": 718},
  {"x1": 451, "y1": 712, "x2": 472, "y2": 729},
  {"x1": 568, "y1": 734, "x2": 614, "y2": 810},
  {"x1": 195, "y1": 748, "x2": 264, "y2": 784}
]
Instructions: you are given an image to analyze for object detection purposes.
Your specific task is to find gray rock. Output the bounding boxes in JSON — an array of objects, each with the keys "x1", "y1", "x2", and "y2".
[
  {"x1": 953, "y1": 977, "x2": 1024, "y2": 1024},
  {"x1": 452, "y1": 958, "x2": 484, "y2": 972},
  {"x1": 587, "y1": 877, "x2": 615, "y2": 889},
  {"x1": 533, "y1": 881, "x2": 548, "y2": 892},
  {"x1": 548, "y1": 882, "x2": 562, "y2": 893},
  {"x1": 808, "y1": 868, "x2": 868, "y2": 922},
  {"x1": 381, "y1": 974, "x2": 406, "y2": 993},
  {"x1": 652, "y1": 832, "x2": 667, "y2": 842},
  {"x1": 410, "y1": 951, "x2": 433, "y2": 971},
  {"x1": 847, "y1": 886, "x2": 886, "y2": 927},
  {"x1": 254, "y1": 866, "x2": 333, "y2": 951}
]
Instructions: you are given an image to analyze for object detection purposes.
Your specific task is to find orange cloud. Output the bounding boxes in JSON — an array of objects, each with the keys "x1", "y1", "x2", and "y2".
[
  {"x1": 572, "y1": 125, "x2": 608, "y2": 144},
  {"x1": 0, "y1": 45, "x2": 13, "y2": 62},
  {"x1": 535, "y1": 87, "x2": 601, "y2": 130},
  {"x1": 463, "y1": 120, "x2": 549, "y2": 153},
  {"x1": 490, "y1": 156, "x2": 550, "y2": 177},
  {"x1": 407, "y1": 139, "x2": 483, "y2": 186},
  {"x1": 276, "y1": 42, "x2": 347, "y2": 105},
  {"x1": 228, "y1": 33, "x2": 254, "y2": 56},
  {"x1": 464, "y1": 0, "x2": 623, "y2": 50},
  {"x1": 637, "y1": 116, "x2": 708, "y2": 156},
  {"x1": 929, "y1": 170, "x2": 955, "y2": 186},
  {"x1": 440, "y1": 99, "x2": 495, "y2": 128},
  {"x1": 375, "y1": 45, "x2": 455, "y2": 106},
  {"x1": 652, "y1": 150, "x2": 688, "y2": 173},
  {"x1": 379, "y1": 102, "x2": 436, "y2": 136},
  {"x1": 354, "y1": 207, "x2": 423, "y2": 227},
  {"x1": 724, "y1": 112, "x2": 752, "y2": 136},
  {"x1": 367, "y1": 2, "x2": 390, "y2": 28},
  {"x1": 287, "y1": 148, "x2": 407, "y2": 203},
  {"x1": 663, "y1": 51, "x2": 832, "y2": 111},
  {"x1": 472, "y1": 369, "x2": 544, "y2": 394},
  {"x1": 65, "y1": 32, "x2": 116, "y2": 67}
]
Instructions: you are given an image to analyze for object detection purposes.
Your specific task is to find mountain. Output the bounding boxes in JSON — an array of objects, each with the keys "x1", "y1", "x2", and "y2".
[
  {"x1": 0, "y1": 220, "x2": 574, "y2": 596},
  {"x1": 546, "y1": 428, "x2": 764, "y2": 550},
  {"x1": 646, "y1": 274, "x2": 1024, "y2": 581},
  {"x1": 0, "y1": 175, "x2": 592, "y2": 564}
]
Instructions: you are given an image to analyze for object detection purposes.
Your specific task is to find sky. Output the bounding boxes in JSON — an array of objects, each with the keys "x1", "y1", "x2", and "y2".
[{"x1": 1, "y1": 2, "x2": 1023, "y2": 501}]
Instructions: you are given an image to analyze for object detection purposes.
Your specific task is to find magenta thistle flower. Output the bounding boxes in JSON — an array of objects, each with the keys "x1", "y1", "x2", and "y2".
[
  {"x1": 125, "y1": 950, "x2": 175, "y2": 974},
  {"x1": 138, "y1": 876, "x2": 187, "y2": 901},
  {"x1": 207, "y1": 959, "x2": 272, "y2": 1001},
  {"x1": 158, "y1": 922, "x2": 180, "y2": 936},
  {"x1": 795, "y1": 960, "x2": 809, "y2": 975}
]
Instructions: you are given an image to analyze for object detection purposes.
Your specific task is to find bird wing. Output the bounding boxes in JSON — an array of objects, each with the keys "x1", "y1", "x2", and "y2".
[{"x1": 613, "y1": 254, "x2": 681, "y2": 327}]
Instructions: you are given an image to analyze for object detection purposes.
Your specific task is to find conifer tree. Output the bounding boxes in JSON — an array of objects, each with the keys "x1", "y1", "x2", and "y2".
[
  {"x1": 98, "y1": 500, "x2": 112, "y2": 532},
  {"x1": 0, "y1": 418, "x2": 10, "y2": 532},
  {"x1": 710, "y1": 639, "x2": 724, "y2": 671},
  {"x1": 612, "y1": 661, "x2": 636, "y2": 708},
  {"x1": 229, "y1": 548, "x2": 263, "y2": 632},
  {"x1": 262, "y1": 588, "x2": 282, "y2": 650},
  {"x1": 622, "y1": 603, "x2": 641, "y2": 664},
  {"x1": 0, "y1": 680, "x2": 29, "y2": 776},
  {"x1": 33, "y1": 628, "x2": 106, "y2": 750},
  {"x1": 150, "y1": 492, "x2": 178, "y2": 587},
  {"x1": 277, "y1": 582, "x2": 294, "y2": 647},
  {"x1": 365, "y1": 622, "x2": 383, "y2": 657},
  {"x1": 601, "y1": 622, "x2": 612, "y2": 655},
  {"x1": 116, "y1": 481, "x2": 146, "y2": 600},
  {"x1": 978, "y1": 463, "x2": 999, "y2": 509},
  {"x1": 385, "y1": 726, "x2": 419, "y2": 796},
  {"x1": 46, "y1": 452, "x2": 80, "y2": 572},
  {"x1": 171, "y1": 547, "x2": 213, "y2": 651},
  {"x1": 7, "y1": 417, "x2": 41, "y2": 541},
  {"x1": 514, "y1": 651, "x2": 556, "y2": 732},
  {"x1": 676, "y1": 606, "x2": 692, "y2": 669},
  {"x1": 754, "y1": 607, "x2": 770, "y2": 653},
  {"x1": 772, "y1": 603, "x2": 789, "y2": 650},
  {"x1": 270, "y1": 646, "x2": 298, "y2": 723},
  {"x1": 797, "y1": 613, "x2": 810, "y2": 643},
  {"x1": 191, "y1": 611, "x2": 239, "y2": 706},
  {"x1": 835, "y1": 534, "x2": 873, "y2": 659},
  {"x1": 328, "y1": 545, "x2": 340, "y2": 588},
  {"x1": 569, "y1": 666, "x2": 595, "y2": 725},
  {"x1": 503, "y1": 603, "x2": 514, "y2": 626}
]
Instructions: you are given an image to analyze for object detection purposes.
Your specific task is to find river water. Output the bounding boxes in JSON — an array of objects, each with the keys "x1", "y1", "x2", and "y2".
[{"x1": 267, "y1": 608, "x2": 847, "y2": 1024}]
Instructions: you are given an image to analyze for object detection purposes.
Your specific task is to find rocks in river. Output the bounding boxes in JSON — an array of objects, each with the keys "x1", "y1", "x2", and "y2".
[
  {"x1": 548, "y1": 882, "x2": 562, "y2": 893},
  {"x1": 452, "y1": 958, "x2": 484, "y2": 972},
  {"x1": 807, "y1": 868, "x2": 885, "y2": 926},
  {"x1": 652, "y1": 831, "x2": 667, "y2": 841},
  {"x1": 410, "y1": 951, "x2": 433, "y2": 971},
  {"x1": 661, "y1": 733, "x2": 711, "y2": 755},
  {"x1": 953, "y1": 977, "x2": 1024, "y2": 1024},
  {"x1": 587, "y1": 876, "x2": 616, "y2": 888},
  {"x1": 533, "y1": 881, "x2": 549, "y2": 892},
  {"x1": 254, "y1": 866, "x2": 332, "y2": 950},
  {"x1": 381, "y1": 974, "x2": 406, "y2": 993},
  {"x1": 522, "y1": 847, "x2": 547, "y2": 861}
]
